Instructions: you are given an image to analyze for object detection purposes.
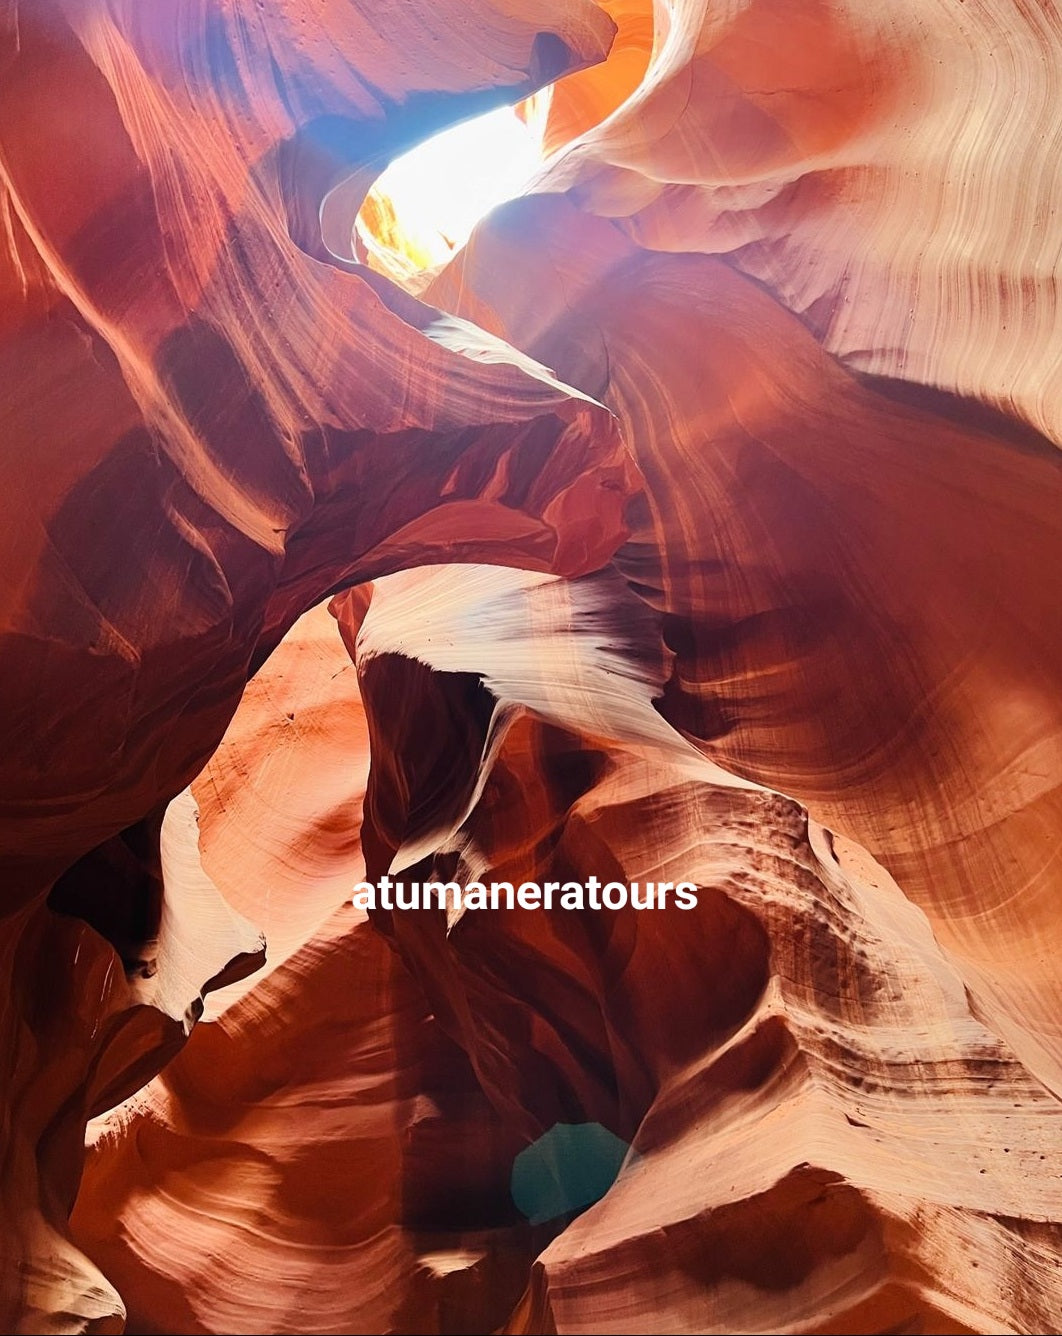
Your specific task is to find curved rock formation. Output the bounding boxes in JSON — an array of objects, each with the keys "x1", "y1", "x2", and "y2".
[
  {"x1": 4, "y1": 0, "x2": 1062, "y2": 1332},
  {"x1": 0, "y1": 0, "x2": 632, "y2": 1327},
  {"x1": 431, "y1": 199, "x2": 1062, "y2": 1101},
  {"x1": 72, "y1": 581, "x2": 1062, "y2": 1332}
]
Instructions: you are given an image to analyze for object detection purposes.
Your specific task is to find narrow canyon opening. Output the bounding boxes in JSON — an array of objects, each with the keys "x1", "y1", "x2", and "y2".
[{"x1": 355, "y1": 99, "x2": 549, "y2": 281}]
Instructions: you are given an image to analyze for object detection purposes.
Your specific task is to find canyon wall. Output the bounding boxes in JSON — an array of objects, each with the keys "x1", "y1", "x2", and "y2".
[{"x1": 2, "y1": 0, "x2": 1061, "y2": 1331}]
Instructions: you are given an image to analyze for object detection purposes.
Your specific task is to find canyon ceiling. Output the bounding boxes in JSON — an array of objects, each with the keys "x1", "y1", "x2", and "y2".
[{"x1": 2, "y1": 0, "x2": 1061, "y2": 1332}]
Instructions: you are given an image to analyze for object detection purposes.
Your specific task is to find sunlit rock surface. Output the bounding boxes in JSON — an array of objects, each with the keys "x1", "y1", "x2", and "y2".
[{"x1": 3, "y1": 0, "x2": 1062, "y2": 1332}]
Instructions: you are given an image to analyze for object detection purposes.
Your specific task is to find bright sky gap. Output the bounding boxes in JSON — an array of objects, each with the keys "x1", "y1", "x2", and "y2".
[{"x1": 359, "y1": 103, "x2": 546, "y2": 270}]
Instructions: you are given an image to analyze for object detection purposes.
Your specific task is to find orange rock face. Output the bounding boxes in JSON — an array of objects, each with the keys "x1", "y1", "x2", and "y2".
[{"x1": 3, "y1": 0, "x2": 1062, "y2": 1332}]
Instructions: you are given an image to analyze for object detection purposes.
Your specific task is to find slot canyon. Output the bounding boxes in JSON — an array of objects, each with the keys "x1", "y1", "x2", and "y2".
[{"x1": 2, "y1": 0, "x2": 1062, "y2": 1331}]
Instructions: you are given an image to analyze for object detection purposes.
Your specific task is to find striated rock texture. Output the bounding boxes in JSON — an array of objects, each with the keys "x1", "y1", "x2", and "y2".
[
  {"x1": 0, "y1": 0, "x2": 631, "y2": 1327},
  {"x1": 2, "y1": 0, "x2": 1062, "y2": 1332}
]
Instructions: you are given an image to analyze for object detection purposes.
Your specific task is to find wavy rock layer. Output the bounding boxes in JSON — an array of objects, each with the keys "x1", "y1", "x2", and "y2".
[
  {"x1": 0, "y1": 0, "x2": 632, "y2": 1328},
  {"x1": 533, "y1": 0, "x2": 1062, "y2": 447},
  {"x1": 4, "y1": 0, "x2": 1062, "y2": 1332},
  {"x1": 431, "y1": 202, "x2": 1062, "y2": 1101},
  {"x1": 76, "y1": 606, "x2": 1062, "y2": 1332}
]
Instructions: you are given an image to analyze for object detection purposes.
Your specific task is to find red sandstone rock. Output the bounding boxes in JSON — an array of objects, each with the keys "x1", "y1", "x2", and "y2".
[
  {"x1": 4, "y1": 0, "x2": 1062, "y2": 1332},
  {"x1": 0, "y1": 1, "x2": 632, "y2": 1327}
]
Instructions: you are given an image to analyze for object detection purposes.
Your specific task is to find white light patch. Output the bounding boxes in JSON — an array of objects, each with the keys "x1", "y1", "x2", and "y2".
[{"x1": 364, "y1": 104, "x2": 544, "y2": 270}]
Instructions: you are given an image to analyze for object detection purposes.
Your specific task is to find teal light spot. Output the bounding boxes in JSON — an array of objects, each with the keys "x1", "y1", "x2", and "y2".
[{"x1": 511, "y1": 1122, "x2": 629, "y2": 1224}]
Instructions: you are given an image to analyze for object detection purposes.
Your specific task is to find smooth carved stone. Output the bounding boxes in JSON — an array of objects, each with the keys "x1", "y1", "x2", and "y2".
[
  {"x1": 5, "y1": 0, "x2": 1062, "y2": 1332},
  {"x1": 430, "y1": 194, "x2": 1062, "y2": 1106},
  {"x1": 0, "y1": 1, "x2": 634, "y2": 1328}
]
